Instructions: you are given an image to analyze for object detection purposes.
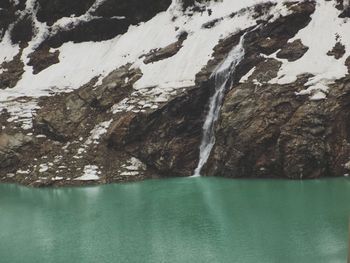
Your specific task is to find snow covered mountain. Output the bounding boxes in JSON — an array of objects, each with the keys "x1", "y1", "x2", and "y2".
[{"x1": 0, "y1": 0, "x2": 349, "y2": 186}]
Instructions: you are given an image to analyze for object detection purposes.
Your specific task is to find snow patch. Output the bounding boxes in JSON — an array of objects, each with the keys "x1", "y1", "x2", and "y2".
[
  {"x1": 74, "y1": 165, "x2": 100, "y2": 181},
  {"x1": 270, "y1": 0, "x2": 350, "y2": 98},
  {"x1": 85, "y1": 120, "x2": 113, "y2": 145},
  {"x1": 296, "y1": 82, "x2": 329, "y2": 101},
  {"x1": 0, "y1": 0, "x2": 289, "y2": 123},
  {"x1": 38, "y1": 164, "x2": 49, "y2": 173}
]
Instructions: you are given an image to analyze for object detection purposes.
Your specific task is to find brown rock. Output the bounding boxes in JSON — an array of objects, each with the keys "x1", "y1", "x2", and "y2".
[
  {"x1": 143, "y1": 32, "x2": 188, "y2": 64},
  {"x1": 0, "y1": 49, "x2": 24, "y2": 89},
  {"x1": 327, "y1": 42, "x2": 346, "y2": 59},
  {"x1": 345, "y1": 56, "x2": 350, "y2": 73},
  {"x1": 277, "y1": 39, "x2": 309, "y2": 61},
  {"x1": 28, "y1": 46, "x2": 60, "y2": 74},
  {"x1": 0, "y1": 132, "x2": 32, "y2": 169},
  {"x1": 206, "y1": 56, "x2": 350, "y2": 179}
]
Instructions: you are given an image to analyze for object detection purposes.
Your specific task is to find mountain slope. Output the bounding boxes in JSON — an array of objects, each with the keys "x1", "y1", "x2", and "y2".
[{"x1": 0, "y1": 0, "x2": 349, "y2": 186}]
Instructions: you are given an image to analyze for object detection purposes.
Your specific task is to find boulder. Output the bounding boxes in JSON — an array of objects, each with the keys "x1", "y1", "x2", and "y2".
[
  {"x1": 277, "y1": 39, "x2": 309, "y2": 62},
  {"x1": 0, "y1": 133, "x2": 32, "y2": 169}
]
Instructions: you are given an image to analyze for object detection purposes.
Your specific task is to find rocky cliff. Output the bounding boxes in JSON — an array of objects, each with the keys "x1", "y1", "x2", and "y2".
[{"x1": 0, "y1": 0, "x2": 349, "y2": 186}]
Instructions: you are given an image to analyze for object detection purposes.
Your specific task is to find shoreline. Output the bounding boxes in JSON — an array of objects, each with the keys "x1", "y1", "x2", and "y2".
[{"x1": 1, "y1": 174, "x2": 348, "y2": 188}]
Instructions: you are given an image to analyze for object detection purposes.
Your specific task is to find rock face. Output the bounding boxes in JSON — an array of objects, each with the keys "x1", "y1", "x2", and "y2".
[
  {"x1": 206, "y1": 66, "x2": 350, "y2": 179},
  {"x1": 204, "y1": 1, "x2": 350, "y2": 179},
  {"x1": 0, "y1": 133, "x2": 32, "y2": 170},
  {"x1": 1, "y1": 0, "x2": 350, "y2": 186},
  {"x1": 0, "y1": 48, "x2": 24, "y2": 89},
  {"x1": 276, "y1": 39, "x2": 309, "y2": 61}
]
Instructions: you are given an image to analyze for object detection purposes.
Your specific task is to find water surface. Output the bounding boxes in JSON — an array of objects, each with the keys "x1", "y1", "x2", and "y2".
[{"x1": 0, "y1": 177, "x2": 349, "y2": 263}]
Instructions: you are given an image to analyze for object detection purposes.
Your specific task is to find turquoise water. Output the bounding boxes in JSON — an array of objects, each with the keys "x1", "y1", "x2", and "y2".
[{"x1": 0, "y1": 177, "x2": 349, "y2": 263}]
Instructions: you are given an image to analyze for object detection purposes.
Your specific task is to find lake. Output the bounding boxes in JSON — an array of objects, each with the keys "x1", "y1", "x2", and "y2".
[{"x1": 0, "y1": 177, "x2": 349, "y2": 263}]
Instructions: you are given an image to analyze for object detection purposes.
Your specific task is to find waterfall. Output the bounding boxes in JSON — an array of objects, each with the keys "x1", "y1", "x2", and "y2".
[{"x1": 193, "y1": 35, "x2": 246, "y2": 177}]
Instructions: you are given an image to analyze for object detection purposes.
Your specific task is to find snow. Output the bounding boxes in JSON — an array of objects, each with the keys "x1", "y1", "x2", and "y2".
[
  {"x1": 17, "y1": 169, "x2": 30, "y2": 174},
  {"x1": 38, "y1": 164, "x2": 49, "y2": 173},
  {"x1": 120, "y1": 157, "x2": 146, "y2": 176},
  {"x1": 74, "y1": 165, "x2": 100, "y2": 181},
  {"x1": 50, "y1": 0, "x2": 108, "y2": 36},
  {"x1": 0, "y1": 0, "x2": 289, "y2": 127},
  {"x1": 1, "y1": 0, "x2": 348, "y2": 127},
  {"x1": 345, "y1": 0, "x2": 350, "y2": 8},
  {"x1": 0, "y1": 29, "x2": 19, "y2": 64},
  {"x1": 240, "y1": 66, "x2": 255, "y2": 83},
  {"x1": 123, "y1": 157, "x2": 146, "y2": 171},
  {"x1": 310, "y1": 91, "x2": 327, "y2": 101},
  {"x1": 52, "y1": 176, "x2": 63, "y2": 181},
  {"x1": 270, "y1": 0, "x2": 350, "y2": 99},
  {"x1": 295, "y1": 82, "x2": 329, "y2": 101},
  {"x1": 194, "y1": 33, "x2": 246, "y2": 176},
  {"x1": 85, "y1": 120, "x2": 112, "y2": 145},
  {"x1": 120, "y1": 171, "x2": 139, "y2": 176}
]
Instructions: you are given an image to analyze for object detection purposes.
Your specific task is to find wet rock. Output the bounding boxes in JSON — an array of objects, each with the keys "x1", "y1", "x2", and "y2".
[
  {"x1": 276, "y1": 39, "x2": 309, "y2": 62},
  {"x1": 106, "y1": 0, "x2": 316, "y2": 178},
  {"x1": 108, "y1": 84, "x2": 210, "y2": 177}
]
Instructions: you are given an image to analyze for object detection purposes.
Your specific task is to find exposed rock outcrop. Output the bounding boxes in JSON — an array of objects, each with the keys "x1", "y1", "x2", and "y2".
[
  {"x1": 205, "y1": 1, "x2": 350, "y2": 179},
  {"x1": 0, "y1": 48, "x2": 25, "y2": 89},
  {"x1": 276, "y1": 39, "x2": 309, "y2": 61},
  {"x1": 143, "y1": 32, "x2": 188, "y2": 64},
  {"x1": 206, "y1": 69, "x2": 350, "y2": 179},
  {"x1": 327, "y1": 41, "x2": 346, "y2": 59},
  {"x1": 28, "y1": 46, "x2": 60, "y2": 74},
  {"x1": 1, "y1": 0, "x2": 350, "y2": 186}
]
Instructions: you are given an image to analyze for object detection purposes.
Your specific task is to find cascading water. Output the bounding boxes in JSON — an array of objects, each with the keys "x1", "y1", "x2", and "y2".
[{"x1": 193, "y1": 35, "x2": 246, "y2": 177}]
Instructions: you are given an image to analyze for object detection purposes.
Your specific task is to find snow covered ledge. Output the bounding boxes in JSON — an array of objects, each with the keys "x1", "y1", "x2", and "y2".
[{"x1": 269, "y1": 0, "x2": 350, "y2": 100}]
